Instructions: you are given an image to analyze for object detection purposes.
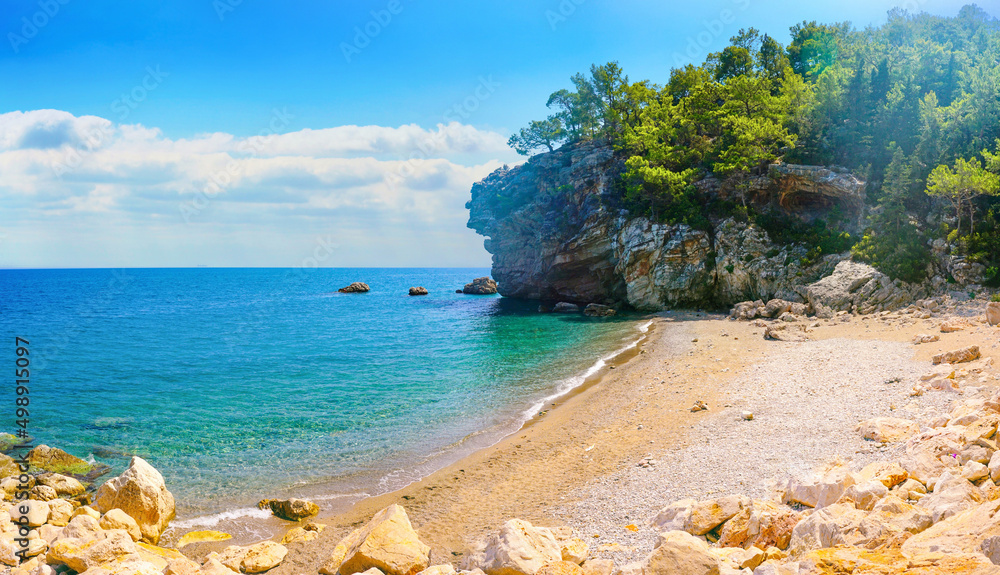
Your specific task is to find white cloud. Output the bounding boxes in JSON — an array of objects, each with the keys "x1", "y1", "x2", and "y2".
[{"x1": 0, "y1": 109, "x2": 523, "y2": 267}]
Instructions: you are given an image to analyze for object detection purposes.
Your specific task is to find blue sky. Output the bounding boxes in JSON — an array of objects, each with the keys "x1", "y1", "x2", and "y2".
[{"x1": 0, "y1": 0, "x2": 993, "y2": 268}]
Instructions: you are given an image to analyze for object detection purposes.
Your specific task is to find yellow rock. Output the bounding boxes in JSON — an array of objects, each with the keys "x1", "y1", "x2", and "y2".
[
  {"x1": 176, "y1": 530, "x2": 232, "y2": 548},
  {"x1": 536, "y1": 561, "x2": 583, "y2": 575},
  {"x1": 560, "y1": 538, "x2": 589, "y2": 564},
  {"x1": 322, "y1": 505, "x2": 430, "y2": 575},
  {"x1": 855, "y1": 417, "x2": 919, "y2": 443},
  {"x1": 135, "y1": 541, "x2": 188, "y2": 570}
]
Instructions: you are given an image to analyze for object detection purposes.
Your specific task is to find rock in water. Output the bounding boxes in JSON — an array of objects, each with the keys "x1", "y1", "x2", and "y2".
[
  {"x1": 27, "y1": 445, "x2": 92, "y2": 475},
  {"x1": 320, "y1": 504, "x2": 430, "y2": 575},
  {"x1": 463, "y1": 277, "x2": 498, "y2": 295},
  {"x1": 583, "y1": 304, "x2": 615, "y2": 317},
  {"x1": 408, "y1": 287, "x2": 428, "y2": 296},
  {"x1": 258, "y1": 498, "x2": 320, "y2": 521},
  {"x1": 339, "y1": 282, "x2": 371, "y2": 293},
  {"x1": 93, "y1": 456, "x2": 176, "y2": 544},
  {"x1": 552, "y1": 302, "x2": 580, "y2": 313}
]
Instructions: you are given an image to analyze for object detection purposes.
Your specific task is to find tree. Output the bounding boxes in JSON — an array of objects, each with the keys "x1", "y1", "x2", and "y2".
[
  {"x1": 507, "y1": 117, "x2": 565, "y2": 156},
  {"x1": 925, "y1": 156, "x2": 1000, "y2": 235},
  {"x1": 787, "y1": 21, "x2": 839, "y2": 79}
]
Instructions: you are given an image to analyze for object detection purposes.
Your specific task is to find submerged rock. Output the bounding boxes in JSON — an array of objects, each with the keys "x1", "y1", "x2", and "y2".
[
  {"x1": 339, "y1": 282, "x2": 371, "y2": 293},
  {"x1": 27, "y1": 445, "x2": 92, "y2": 475}
]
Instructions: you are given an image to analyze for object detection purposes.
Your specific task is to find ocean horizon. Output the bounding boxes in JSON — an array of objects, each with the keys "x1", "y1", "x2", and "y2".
[{"x1": 0, "y1": 267, "x2": 648, "y2": 523}]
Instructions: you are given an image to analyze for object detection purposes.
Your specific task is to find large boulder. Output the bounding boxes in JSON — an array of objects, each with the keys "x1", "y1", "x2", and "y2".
[
  {"x1": 855, "y1": 417, "x2": 920, "y2": 443},
  {"x1": 38, "y1": 472, "x2": 86, "y2": 496},
  {"x1": 27, "y1": 445, "x2": 92, "y2": 475},
  {"x1": 651, "y1": 496, "x2": 750, "y2": 536},
  {"x1": 779, "y1": 465, "x2": 858, "y2": 509},
  {"x1": 258, "y1": 498, "x2": 319, "y2": 521},
  {"x1": 466, "y1": 519, "x2": 562, "y2": 575},
  {"x1": 642, "y1": 531, "x2": 719, "y2": 575},
  {"x1": 93, "y1": 457, "x2": 176, "y2": 544},
  {"x1": 932, "y1": 346, "x2": 981, "y2": 365},
  {"x1": 100, "y1": 509, "x2": 143, "y2": 542},
  {"x1": 47, "y1": 529, "x2": 138, "y2": 573},
  {"x1": 916, "y1": 472, "x2": 984, "y2": 523},
  {"x1": 717, "y1": 500, "x2": 800, "y2": 550},
  {"x1": 339, "y1": 282, "x2": 371, "y2": 293},
  {"x1": 321, "y1": 505, "x2": 430, "y2": 575},
  {"x1": 805, "y1": 260, "x2": 914, "y2": 314},
  {"x1": 902, "y1": 499, "x2": 1000, "y2": 563},
  {"x1": 463, "y1": 278, "x2": 498, "y2": 295}
]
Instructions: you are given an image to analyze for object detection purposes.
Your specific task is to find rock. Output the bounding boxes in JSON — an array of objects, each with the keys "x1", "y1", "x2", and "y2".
[
  {"x1": 805, "y1": 260, "x2": 914, "y2": 315},
  {"x1": 913, "y1": 334, "x2": 940, "y2": 344},
  {"x1": 258, "y1": 498, "x2": 320, "y2": 521},
  {"x1": 164, "y1": 557, "x2": 202, "y2": 575},
  {"x1": 717, "y1": 500, "x2": 800, "y2": 550},
  {"x1": 918, "y1": 472, "x2": 984, "y2": 523},
  {"x1": 535, "y1": 561, "x2": 582, "y2": 575},
  {"x1": 321, "y1": 504, "x2": 430, "y2": 575},
  {"x1": 788, "y1": 503, "x2": 893, "y2": 554},
  {"x1": 93, "y1": 456, "x2": 176, "y2": 544},
  {"x1": 933, "y1": 346, "x2": 981, "y2": 365},
  {"x1": 12, "y1": 500, "x2": 50, "y2": 527},
  {"x1": 281, "y1": 522, "x2": 325, "y2": 545},
  {"x1": 855, "y1": 417, "x2": 919, "y2": 442},
  {"x1": 583, "y1": 304, "x2": 615, "y2": 317},
  {"x1": 47, "y1": 529, "x2": 137, "y2": 573},
  {"x1": 990, "y1": 452, "x2": 1000, "y2": 483},
  {"x1": 690, "y1": 401, "x2": 708, "y2": 412},
  {"x1": 650, "y1": 499, "x2": 696, "y2": 532},
  {"x1": 48, "y1": 498, "x2": 74, "y2": 527},
  {"x1": 642, "y1": 531, "x2": 719, "y2": 575},
  {"x1": 552, "y1": 303, "x2": 580, "y2": 313},
  {"x1": 176, "y1": 530, "x2": 231, "y2": 548},
  {"x1": 241, "y1": 541, "x2": 288, "y2": 573},
  {"x1": 987, "y1": 302, "x2": 1000, "y2": 326},
  {"x1": 836, "y1": 480, "x2": 888, "y2": 510},
  {"x1": 417, "y1": 566, "x2": 456, "y2": 575},
  {"x1": 61, "y1": 514, "x2": 103, "y2": 541},
  {"x1": 100, "y1": 509, "x2": 143, "y2": 542},
  {"x1": 940, "y1": 320, "x2": 966, "y2": 333},
  {"x1": 761, "y1": 299, "x2": 792, "y2": 318},
  {"x1": 741, "y1": 411, "x2": 754, "y2": 421},
  {"x1": 559, "y1": 538, "x2": 589, "y2": 564},
  {"x1": 871, "y1": 495, "x2": 933, "y2": 534},
  {"x1": 579, "y1": 559, "x2": 613, "y2": 575},
  {"x1": 738, "y1": 547, "x2": 765, "y2": 570},
  {"x1": 30, "y1": 484, "x2": 58, "y2": 501},
  {"x1": 72, "y1": 506, "x2": 103, "y2": 520},
  {"x1": 463, "y1": 278, "x2": 498, "y2": 295},
  {"x1": 779, "y1": 465, "x2": 858, "y2": 508},
  {"x1": 38, "y1": 473, "x2": 86, "y2": 496},
  {"x1": 902, "y1": 499, "x2": 1000, "y2": 562},
  {"x1": 408, "y1": 287, "x2": 428, "y2": 296},
  {"x1": 27, "y1": 445, "x2": 92, "y2": 475},
  {"x1": 962, "y1": 461, "x2": 990, "y2": 482},
  {"x1": 339, "y1": 282, "x2": 371, "y2": 293},
  {"x1": 466, "y1": 518, "x2": 561, "y2": 575},
  {"x1": 763, "y1": 324, "x2": 808, "y2": 342},
  {"x1": 688, "y1": 496, "x2": 751, "y2": 536},
  {"x1": 134, "y1": 541, "x2": 190, "y2": 571},
  {"x1": 730, "y1": 301, "x2": 764, "y2": 321}
]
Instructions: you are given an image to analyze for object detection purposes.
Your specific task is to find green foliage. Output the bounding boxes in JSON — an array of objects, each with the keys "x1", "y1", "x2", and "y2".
[
  {"x1": 753, "y1": 211, "x2": 853, "y2": 264},
  {"x1": 926, "y1": 156, "x2": 1000, "y2": 233},
  {"x1": 622, "y1": 157, "x2": 703, "y2": 226},
  {"x1": 850, "y1": 225, "x2": 931, "y2": 283},
  {"x1": 508, "y1": 117, "x2": 565, "y2": 156},
  {"x1": 990, "y1": 292, "x2": 1000, "y2": 302}
]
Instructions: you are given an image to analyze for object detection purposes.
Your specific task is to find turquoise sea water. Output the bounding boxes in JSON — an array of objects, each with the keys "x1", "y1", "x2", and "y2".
[{"x1": 0, "y1": 268, "x2": 647, "y2": 521}]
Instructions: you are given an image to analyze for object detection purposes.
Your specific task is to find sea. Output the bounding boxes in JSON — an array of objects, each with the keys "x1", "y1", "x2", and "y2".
[{"x1": 0, "y1": 268, "x2": 649, "y2": 528}]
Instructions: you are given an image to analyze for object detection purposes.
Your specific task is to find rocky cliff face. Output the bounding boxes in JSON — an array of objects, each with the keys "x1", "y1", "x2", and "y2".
[{"x1": 466, "y1": 142, "x2": 867, "y2": 310}]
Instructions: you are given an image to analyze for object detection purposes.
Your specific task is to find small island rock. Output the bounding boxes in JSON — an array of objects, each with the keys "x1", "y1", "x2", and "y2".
[
  {"x1": 463, "y1": 277, "x2": 498, "y2": 295},
  {"x1": 552, "y1": 302, "x2": 580, "y2": 313},
  {"x1": 409, "y1": 287, "x2": 428, "y2": 296},
  {"x1": 339, "y1": 282, "x2": 371, "y2": 293},
  {"x1": 583, "y1": 304, "x2": 615, "y2": 317},
  {"x1": 258, "y1": 498, "x2": 320, "y2": 521}
]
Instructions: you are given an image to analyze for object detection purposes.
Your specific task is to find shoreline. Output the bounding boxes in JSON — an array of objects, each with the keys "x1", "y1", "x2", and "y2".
[{"x1": 160, "y1": 315, "x2": 659, "y2": 549}]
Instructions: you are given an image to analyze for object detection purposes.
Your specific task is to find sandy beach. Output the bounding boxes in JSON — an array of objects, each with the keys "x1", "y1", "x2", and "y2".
[{"x1": 169, "y1": 304, "x2": 1000, "y2": 574}]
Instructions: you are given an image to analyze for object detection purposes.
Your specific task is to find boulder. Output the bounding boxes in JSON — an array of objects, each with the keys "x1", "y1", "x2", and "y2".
[
  {"x1": 688, "y1": 496, "x2": 751, "y2": 536},
  {"x1": 535, "y1": 561, "x2": 582, "y2": 575},
  {"x1": 100, "y1": 509, "x2": 143, "y2": 542},
  {"x1": 27, "y1": 445, "x2": 92, "y2": 475},
  {"x1": 933, "y1": 346, "x2": 982, "y2": 365},
  {"x1": 339, "y1": 282, "x2": 371, "y2": 293},
  {"x1": 31, "y1": 484, "x2": 58, "y2": 501},
  {"x1": 917, "y1": 472, "x2": 984, "y2": 523},
  {"x1": 242, "y1": 541, "x2": 288, "y2": 573},
  {"x1": 642, "y1": 531, "x2": 719, "y2": 575},
  {"x1": 805, "y1": 260, "x2": 913, "y2": 314},
  {"x1": 761, "y1": 299, "x2": 792, "y2": 319},
  {"x1": 176, "y1": 530, "x2": 231, "y2": 548},
  {"x1": 417, "y1": 566, "x2": 456, "y2": 575},
  {"x1": 902, "y1": 499, "x2": 1000, "y2": 562},
  {"x1": 730, "y1": 301, "x2": 763, "y2": 321},
  {"x1": 855, "y1": 417, "x2": 919, "y2": 443},
  {"x1": 559, "y1": 538, "x2": 589, "y2": 564},
  {"x1": 47, "y1": 529, "x2": 137, "y2": 573},
  {"x1": 463, "y1": 278, "x2": 498, "y2": 295},
  {"x1": 763, "y1": 324, "x2": 808, "y2": 342},
  {"x1": 93, "y1": 456, "x2": 176, "y2": 544},
  {"x1": 579, "y1": 559, "x2": 613, "y2": 575},
  {"x1": 258, "y1": 498, "x2": 319, "y2": 521},
  {"x1": 858, "y1": 461, "x2": 908, "y2": 489},
  {"x1": 321, "y1": 504, "x2": 430, "y2": 575},
  {"x1": 12, "y1": 500, "x2": 50, "y2": 527},
  {"x1": 466, "y1": 518, "x2": 561, "y2": 575},
  {"x1": 940, "y1": 320, "x2": 966, "y2": 333},
  {"x1": 871, "y1": 495, "x2": 933, "y2": 534},
  {"x1": 836, "y1": 480, "x2": 888, "y2": 510},
  {"x1": 788, "y1": 503, "x2": 900, "y2": 554},
  {"x1": 717, "y1": 500, "x2": 800, "y2": 550},
  {"x1": 779, "y1": 465, "x2": 858, "y2": 508},
  {"x1": 987, "y1": 302, "x2": 1000, "y2": 326},
  {"x1": 408, "y1": 287, "x2": 428, "y2": 296},
  {"x1": 583, "y1": 304, "x2": 615, "y2": 317},
  {"x1": 913, "y1": 334, "x2": 940, "y2": 344},
  {"x1": 61, "y1": 514, "x2": 103, "y2": 541},
  {"x1": 38, "y1": 473, "x2": 86, "y2": 496},
  {"x1": 281, "y1": 522, "x2": 325, "y2": 545},
  {"x1": 552, "y1": 303, "x2": 580, "y2": 313},
  {"x1": 48, "y1": 498, "x2": 74, "y2": 527}
]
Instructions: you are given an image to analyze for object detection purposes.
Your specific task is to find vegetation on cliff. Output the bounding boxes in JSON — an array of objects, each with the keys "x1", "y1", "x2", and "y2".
[{"x1": 508, "y1": 5, "x2": 1000, "y2": 285}]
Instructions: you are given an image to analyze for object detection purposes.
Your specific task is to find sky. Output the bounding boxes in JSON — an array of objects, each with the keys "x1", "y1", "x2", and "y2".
[{"x1": 0, "y1": 0, "x2": 994, "y2": 268}]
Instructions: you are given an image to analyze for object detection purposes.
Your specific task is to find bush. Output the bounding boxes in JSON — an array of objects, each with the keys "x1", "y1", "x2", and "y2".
[
  {"x1": 850, "y1": 223, "x2": 931, "y2": 284},
  {"x1": 990, "y1": 293, "x2": 1000, "y2": 302}
]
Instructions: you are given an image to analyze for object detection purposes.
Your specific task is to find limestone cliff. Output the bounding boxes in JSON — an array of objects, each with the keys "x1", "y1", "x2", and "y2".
[{"x1": 467, "y1": 141, "x2": 870, "y2": 310}]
